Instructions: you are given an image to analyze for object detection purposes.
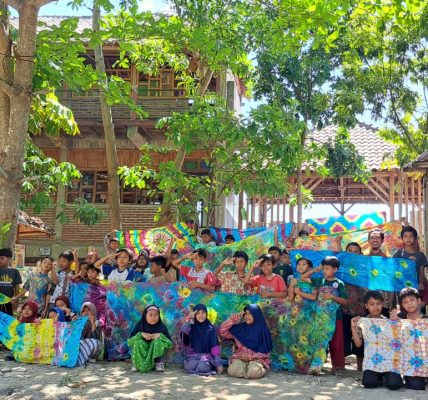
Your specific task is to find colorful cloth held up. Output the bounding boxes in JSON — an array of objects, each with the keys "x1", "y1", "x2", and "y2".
[
  {"x1": 0, "y1": 312, "x2": 87, "y2": 367},
  {"x1": 358, "y1": 318, "x2": 428, "y2": 377},
  {"x1": 209, "y1": 224, "x2": 293, "y2": 244},
  {"x1": 116, "y1": 222, "x2": 197, "y2": 256},
  {"x1": 290, "y1": 250, "x2": 418, "y2": 292},
  {"x1": 70, "y1": 281, "x2": 338, "y2": 374},
  {"x1": 306, "y1": 212, "x2": 386, "y2": 235},
  {"x1": 0, "y1": 293, "x2": 11, "y2": 304}
]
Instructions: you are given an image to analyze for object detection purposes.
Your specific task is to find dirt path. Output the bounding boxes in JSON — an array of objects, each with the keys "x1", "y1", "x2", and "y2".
[{"x1": 0, "y1": 352, "x2": 425, "y2": 400}]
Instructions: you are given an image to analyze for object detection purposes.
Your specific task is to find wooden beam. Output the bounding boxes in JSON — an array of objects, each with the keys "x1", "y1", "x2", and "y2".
[
  {"x1": 276, "y1": 198, "x2": 280, "y2": 225},
  {"x1": 282, "y1": 197, "x2": 286, "y2": 224},
  {"x1": 366, "y1": 178, "x2": 389, "y2": 204},
  {"x1": 398, "y1": 170, "x2": 403, "y2": 219},
  {"x1": 404, "y1": 175, "x2": 409, "y2": 220},
  {"x1": 418, "y1": 176, "x2": 423, "y2": 234},
  {"x1": 365, "y1": 181, "x2": 389, "y2": 205},
  {"x1": 388, "y1": 172, "x2": 395, "y2": 221},
  {"x1": 250, "y1": 197, "x2": 255, "y2": 226}
]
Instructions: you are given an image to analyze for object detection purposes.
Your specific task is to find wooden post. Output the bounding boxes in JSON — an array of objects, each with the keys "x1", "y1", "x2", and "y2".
[
  {"x1": 423, "y1": 174, "x2": 428, "y2": 255},
  {"x1": 397, "y1": 170, "x2": 403, "y2": 219},
  {"x1": 250, "y1": 197, "x2": 255, "y2": 227},
  {"x1": 282, "y1": 197, "x2": 286, "y2": 224},
  {"x1": 388, "y1": 171, "x2": 395, "y2": 221},
  {"x1": 404, "y1": 175, "x2": 409, "y2": 221},
  {"x1": 411, "y1": 177, "x2": 416, "y2": 227},
  {"x1": 263, "y1": 199, "x2": 268, "y2": 227},
  {"x1": 418, "y1": 176, "x2": 423, "y2": 233},
  {"x1": 238, "y1": 191, "x2": 244, "y2": 229},
  {"x1": 339, "y1": 177, "x2": 345, "y2": 215}
]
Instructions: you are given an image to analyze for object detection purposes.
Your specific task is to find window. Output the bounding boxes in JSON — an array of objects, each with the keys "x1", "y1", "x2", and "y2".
[
  {"x1": 66, "y1": 171, "x2": 163, "y2": 204},
  {"x1": 183, "y1": 159, "x2": 211, "y2": 176},
  {"x1": 138, "y1": 69, "x2": 186, "y2": 98}
]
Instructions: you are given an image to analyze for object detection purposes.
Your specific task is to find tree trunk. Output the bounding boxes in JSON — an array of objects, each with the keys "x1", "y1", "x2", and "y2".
[
  {"x1": 157, "y1": 65, "x2": 214, "y2": 226},
  {"x1": 92, "y1": 2, "x2": 122, "y2": 231},
  {"x1": 296, "y1": 128, "x2": 307, "y2": 225},
  {"x1": 0, "y1": 1, "x2": 46, "y2": 248}
]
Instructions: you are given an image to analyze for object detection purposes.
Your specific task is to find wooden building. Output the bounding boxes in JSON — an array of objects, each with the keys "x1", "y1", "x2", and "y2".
[{"x1": 22, "y1": 16, "x2": 246, "y2": 262}]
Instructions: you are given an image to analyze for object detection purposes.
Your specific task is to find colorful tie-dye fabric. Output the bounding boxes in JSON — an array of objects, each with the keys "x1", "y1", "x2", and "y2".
[
  {"x1": 0, "y1": 293, "x2": 11, "y2": 304},
  {"x1": 70, "y1": 281, "x2": 338, "y2": 374},
  {"x1": 294, "y1": 221, "x2": 403, "y2": 256},
  {"x1": 0, "y1": 312, "x2": 87, "y2": 367},
  {"x1": 306, "y1": 212, "x2": 386, "y2": 235},
  {"x1": 290, "y1": 250, "x2": 418, "y2": 292},
  {"x1": 116, "y1": 222, "x2": 197, "y2": 256},
  {"x1": 358, "y1": 318, "x2": 428, "y2": 377},
  {"x1": 209, "y1": 225, "x2": 290, "y2": 244}
]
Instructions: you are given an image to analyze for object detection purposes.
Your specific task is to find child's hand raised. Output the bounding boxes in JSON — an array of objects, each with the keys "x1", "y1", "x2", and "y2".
[
  {"x1": 223, "y1": 257, "x2": 234, "y2": 265},
  {"x1": 252, "y1": 259, "x2": 262, "y2": 269},
  {"x1": 351, "y1": 316, "x2": 361, "y2": 329}
]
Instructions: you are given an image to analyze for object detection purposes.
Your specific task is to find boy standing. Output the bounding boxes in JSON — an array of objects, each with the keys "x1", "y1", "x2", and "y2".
[
  {"x1": 0, "y1": 248, "x2": 22, "y2": 316},
  {"x1": 313, "y1": 256, "x2": 348, "y2": 374},
  {"x1": 172, "y1": 249, "x2": 217, "y2": 291}
]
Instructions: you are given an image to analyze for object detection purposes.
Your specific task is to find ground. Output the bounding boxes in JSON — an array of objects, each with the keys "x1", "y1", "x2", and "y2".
[{"x1": 0, "y1": 353, "x2": 425, "y2": 400}]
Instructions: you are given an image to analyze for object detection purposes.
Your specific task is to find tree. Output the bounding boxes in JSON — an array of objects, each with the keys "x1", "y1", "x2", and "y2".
[
  {"x1": 334, "y1": 0, "x2": 428, "y2": 166},
  {"x1": 119, "y1": 94, "x2": 305, "y2": 225}
]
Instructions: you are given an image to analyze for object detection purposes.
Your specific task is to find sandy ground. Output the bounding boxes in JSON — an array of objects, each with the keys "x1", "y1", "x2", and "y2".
[{"x1": 0, "y1": 352, "x2": 426, "y2": 400}]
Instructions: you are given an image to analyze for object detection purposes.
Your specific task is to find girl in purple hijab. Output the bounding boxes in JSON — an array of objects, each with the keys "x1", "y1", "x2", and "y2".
[{"x1": 181, "y1": 304, "x2": 223, "y2": 375}]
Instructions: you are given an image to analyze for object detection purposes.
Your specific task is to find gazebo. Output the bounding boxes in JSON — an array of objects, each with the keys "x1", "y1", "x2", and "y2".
[{"x1": 239, "y1": 124, "x2": 423, "y2": 229}]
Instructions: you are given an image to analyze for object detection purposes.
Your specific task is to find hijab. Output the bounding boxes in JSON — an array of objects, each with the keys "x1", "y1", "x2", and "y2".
[
  {"x1": 81, "y1": 302, "x2": 97, "y2": 320},
  {"x1": 55, "y1": 295, "x2": 70, "y2": 308},
  {"x1": 48, "y1": 307, "x2": 66, "y2": 322},
  {"x1": 229, "y1": 304, "x2": 273, "y2": 354},
  {"x1": 19, "y1": 300, "x2": 39, "y2": 323},
  {"x1": 188, "y1": 304, "x2": 219, "y2": 354},
  {"x1": 130, "y1": 304, "x2": 171, "y2": 341}
]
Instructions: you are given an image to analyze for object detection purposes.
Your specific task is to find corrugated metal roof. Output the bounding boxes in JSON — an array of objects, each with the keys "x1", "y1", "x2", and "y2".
[
  {"x1": 309, "y1": 124, "x2": 397, "y2": 171},
  {"x1": 11, "y1": 16, "x2": 93, "y2": 33}
]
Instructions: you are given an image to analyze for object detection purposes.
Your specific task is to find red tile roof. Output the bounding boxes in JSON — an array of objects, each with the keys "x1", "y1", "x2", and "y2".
[{"x1": 309, "y1": 124, "x2": 397, "y2": 171}]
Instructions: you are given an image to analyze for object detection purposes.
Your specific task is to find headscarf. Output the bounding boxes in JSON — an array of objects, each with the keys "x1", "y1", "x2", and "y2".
[
  {"x1": 229, "y1": 304, "x2": 273, "y2": 354},
  {"x1": 48, "y1": 307, "x2": 66, "y2": 322},
  {"x1": 130, "y1": 304, "x2": 171, "y2": 341},
  {"x1": 19, "y1": 300, "x2": 39, "y2": 323},
  {"x1": 189, "y1": 304, "x2": 219, "y2": 354},
  {"x1": 55, "y1": 295, "x2": 70, "y2": 308},
  {"x1": 81, "y1": 302, "x2": 97, "y2": 320}
]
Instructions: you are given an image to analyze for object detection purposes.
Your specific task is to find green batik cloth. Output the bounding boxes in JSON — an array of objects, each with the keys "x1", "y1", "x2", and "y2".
[{"x1": 128, "y1": 333, "x2": 172, "y2": 372}]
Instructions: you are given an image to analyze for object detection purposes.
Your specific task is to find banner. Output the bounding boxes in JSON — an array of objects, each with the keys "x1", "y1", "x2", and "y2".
[
  {"x1": 290, "y1": 250, "x2": 418, "y2": 292},
  {"x1": 0, "y1": 312, "x2": 87, "y2": 367},
  {"x1": 306, "y1": 212, "x2": 387, "y2": 235},
  {"x1": 70, "y1": 282, "x2": 338, "y2": 374},
  {"x1": 210, "y1": 226, "x2": 268, "y2": 244},
  {"x1": 116, "y1": 222, "x2": 197, "y2": 256},
  {"x1": 359, "y1": 318, "x2": 428, "y2": 377},
  {"x1": 294, "y1": 221, "x2": 403, "y2": 256}
]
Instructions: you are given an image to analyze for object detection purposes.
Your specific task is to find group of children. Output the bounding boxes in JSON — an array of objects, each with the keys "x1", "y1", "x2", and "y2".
[{"x1": 0, "y1": 225, "x2": 427, "y2": 390}]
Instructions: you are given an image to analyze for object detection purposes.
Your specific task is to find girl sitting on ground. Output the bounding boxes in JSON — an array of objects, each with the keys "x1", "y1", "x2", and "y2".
[
  {"x1": 19, "y1": 300, "x2": 39, "y2": 324},
  {"x1": 219, "y1": 304, "x2": 272, "y2": 379},
  {"x1": 127, "y1": 304, "x2": 173, "y2": 373},
  {"x1": 181, "y1": 304, "x2": 223, "y2": 376}
]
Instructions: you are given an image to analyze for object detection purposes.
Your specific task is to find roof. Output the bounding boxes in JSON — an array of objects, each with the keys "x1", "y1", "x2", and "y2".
[
  {"x1": 309, "y1": 124, "x2": 397, "y2": 171},
  {"x1": 11, "y1": 16, "x2": 93, "y2": 34},
  {"x1": 17, "y1": 210, "x2": 54, "y2": 237},
  {"x1": 404, "y1": 151, "x2": 428, "y2": 171}
]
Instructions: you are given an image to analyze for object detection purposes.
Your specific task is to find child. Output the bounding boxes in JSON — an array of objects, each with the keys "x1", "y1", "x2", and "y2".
[
  {"x1": 149, "y1": 256, "x2": 177, "y2": 283},
  {"x1": 389, "y1": 288, "x2": 426, "y2": 390},
  {"x1": 0, "y1": 248, "x2": 22, "y2": 316},
  {"x1": 13, "y1": 256, "x2": 53, "y2": 317},
  {"x1": 95, "y1": 248, "x2": 135, "y2": 282},
  {"x1": 313, "y1": 256, "x2": 348, "y2": 375},
  {"x1": 269, "y1": 246, "x2": 294, "y2": 286},
  {"x1": 19, "y1": 300, "x2": 39, "y2": 324},
  {"x1": 288, "y1": 258, "x2": 318, "y2": 301},
  {"x1": 219, "y1": 304, "x2": 272, "y2": 379},
  {"x1": 76, "y1": 302, "x2": 103, "y2": 366},
  {"x1": 224, "y1": 234, "x2": 235, "y2": 245},
  {"x1": 50, "y1": 251, "x2": 74, "y2": 309},
  {"x1": 172, "y1": 249, "x2": 218, "y2": 291},
  {"x1": 47, "y1": 307, "x2": 66, "y2": 322},
  {"x1": 214, "y1": 251, "x2": 251, "y2": 295},
  {"x1": 199, "y1": 229, "x2": 217, "y2": 246},
  {"x1": 181, "y1": 304, "x2": 223, "y2": 375},
  {"x1": 86, "y1": 264, "x2": 101, "y2": 286},
  {"x1": 131, "y1": 251, "x2": 150, "y2": 282},
  {"x1": 393, "y1": 226, "x2": 428, "y2": 308},
  {"x1": 71, "y1": 261, "x2": 88, "y2": 283},
  {"x1": 350, "y1": 291, "x2": 400, "y2": 389},
  {"x1": 55, "y1": 295, "x2": 75, "y2": 322},
  {"x1": 128, "y1": 304, "x2": 173, "y2": 373},
  {"x1": 244, "y1": 254, "x2": 287, "y2": 298}
]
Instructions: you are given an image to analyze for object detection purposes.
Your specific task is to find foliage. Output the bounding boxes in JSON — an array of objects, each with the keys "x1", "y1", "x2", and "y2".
[
  {"x1": 56, "y1": 199, "x2": 106, "y2": 226},
  {"x1": 322, "y1": 128, "x2": 371, "y2": 182},
  {"x1": 0, "y1": 223, "x2": 12, "y2": 247},
  {"x1": 21, "y1": 142, "x2": 82, "y2": 214},
  {"x1": 336, "y1": 0, "x2": 428, "y2": 166}
]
